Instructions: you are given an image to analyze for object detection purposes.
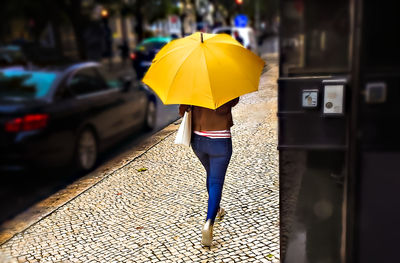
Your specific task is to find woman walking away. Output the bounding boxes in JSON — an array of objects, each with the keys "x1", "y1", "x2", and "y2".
[{"x1": 179, "y1": 97, "x2": 239, "y2": 247}]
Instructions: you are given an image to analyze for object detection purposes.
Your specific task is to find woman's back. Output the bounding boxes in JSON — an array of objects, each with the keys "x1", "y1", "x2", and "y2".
[{"x1": 179, "y1": 98, "x2": 239, "y2": 131}]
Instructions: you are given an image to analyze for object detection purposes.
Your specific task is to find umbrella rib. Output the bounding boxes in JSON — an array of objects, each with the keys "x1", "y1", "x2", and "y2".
[
  {"x1": 219, "y1": 43, "x2": 262, "y2": 88},
  {"x1": 203, "y1": 44, "x2": 262, "y2": 103},
  {"x1": 187, "y1": 32, "x2": 219, "y2": 42},
  {"x1": 200, "y1": 46, "x2": 215, "y2": 109},
  {"x1": 153, "y1": 42, "x2": 196, "y2": 64},
  {"x1": 206, "y1": 38, "x2": 243, "y2": 48},
  {"x1": 164, "y1": 45, "x2": 200, "y2": 102}
]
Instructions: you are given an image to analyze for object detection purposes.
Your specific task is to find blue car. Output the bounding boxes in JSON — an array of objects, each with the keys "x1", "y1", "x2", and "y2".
[{"x1": 130, "y1": 37, "x2": 172, "y2": 80}]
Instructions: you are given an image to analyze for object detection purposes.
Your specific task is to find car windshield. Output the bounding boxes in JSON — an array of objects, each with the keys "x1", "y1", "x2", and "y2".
[
  {"x1": 216, "y1": 29, "x2": 232, "y2": 35},
  {"x1": 0, "y1": 50, "x2": 26, "y2": 67},
  {"x1": 138, "y1": 41, "x2": 167, "y2": 51},
  {"x1": 0, "y1": 69, "x2": 57, "y2": 100},
  {"x1": 280, "y1": 0, "x2": 350, "y2": 76},
  {"x1": 137, "y1": 41, "x2": 168, "y2": 52}
]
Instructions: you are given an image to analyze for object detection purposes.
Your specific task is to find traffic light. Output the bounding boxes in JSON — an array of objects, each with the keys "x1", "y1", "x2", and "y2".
[
  {"x1": 235, "y1": 0, "x2": 243, "y2": 4},
  {"x1": 100, "y1": 8, "x2": 112, "y2": 58},
  {"x1": 101, "y1": 9, "x2": 109, "y2": 26}
]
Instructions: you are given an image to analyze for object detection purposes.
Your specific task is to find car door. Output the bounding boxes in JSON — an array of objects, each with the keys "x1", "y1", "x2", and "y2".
[
  {"x1": 248, "y1": 29, "x2": 258, "y2": 54},
  {"x1": 97, "y1": 67, "x2": 148, "y2": 131},
  {"x1": 67, "y1": 67, "x2": 126, "y2": 141},
  {"x1": 122, "y1": 80, "x2": 148, "y2": 129}
]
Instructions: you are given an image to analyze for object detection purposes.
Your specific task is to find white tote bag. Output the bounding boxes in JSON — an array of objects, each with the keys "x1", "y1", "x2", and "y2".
[{"x1": 174, "y1": 111, "x2": 192, "y2": 147}]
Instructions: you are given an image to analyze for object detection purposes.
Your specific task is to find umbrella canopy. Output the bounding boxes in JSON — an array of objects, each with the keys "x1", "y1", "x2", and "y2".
[{"x1": 142, "y1": 32, "x2": 265, "y2": 109}]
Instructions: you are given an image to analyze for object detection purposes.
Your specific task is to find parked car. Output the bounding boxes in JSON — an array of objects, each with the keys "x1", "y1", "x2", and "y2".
[
  {"x1": 196, "y1": 22, "x2": 211, "y2": 33},
  {"x1": 212, "y1": 27, "x2": 259, "y2": 55},
  {"x1": 0, "y1": 62, "x2": 158, "y2": 172},
  {"x1": 130, "y1": 36, "x2": 172, "y2": 80},
  {"x1": 0, "y1": 45, "x2": 28, "y2": 68}
]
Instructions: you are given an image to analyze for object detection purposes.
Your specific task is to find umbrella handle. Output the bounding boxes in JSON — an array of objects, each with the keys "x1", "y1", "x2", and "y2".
[{"x1": 201, "y1": 33, "x2": 203, "y2": 43}]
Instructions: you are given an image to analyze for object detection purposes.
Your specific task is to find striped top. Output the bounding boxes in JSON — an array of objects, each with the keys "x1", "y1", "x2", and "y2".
[{"x1": 194, "y1": 130, "x2": 231, "y2": 139}]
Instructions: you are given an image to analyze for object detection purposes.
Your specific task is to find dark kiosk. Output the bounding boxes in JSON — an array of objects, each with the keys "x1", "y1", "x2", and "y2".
[{"x1": 278, "y1": 0, "x2": 400, "y2": 262}]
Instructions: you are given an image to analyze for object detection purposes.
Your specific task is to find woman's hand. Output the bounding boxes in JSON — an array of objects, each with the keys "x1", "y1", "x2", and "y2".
[{"x1": 179, "y1": 104, "x2": 191, "y2": 117}]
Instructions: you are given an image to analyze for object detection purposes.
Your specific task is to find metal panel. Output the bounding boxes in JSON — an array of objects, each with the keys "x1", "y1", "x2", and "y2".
[
  {"x1": 358, "y1": 152, "x2": 400, "y2": 263},
  {"x1": 278, "y1": 77, "x2": 347, "y2": 150}
]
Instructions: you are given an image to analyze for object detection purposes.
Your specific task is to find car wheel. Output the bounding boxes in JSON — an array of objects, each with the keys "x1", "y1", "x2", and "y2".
[
  {"x1": 75, "y1": 128, "x2": 98, "y2": 172},
  {"x1": 144, "y1": 100, "x2": 157, "y2": 130}
]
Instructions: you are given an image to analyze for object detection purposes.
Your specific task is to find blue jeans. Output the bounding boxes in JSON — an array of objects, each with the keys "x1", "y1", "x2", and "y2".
[{"x1": 191, "y1": 133, "x2": 232, "y2": 223}]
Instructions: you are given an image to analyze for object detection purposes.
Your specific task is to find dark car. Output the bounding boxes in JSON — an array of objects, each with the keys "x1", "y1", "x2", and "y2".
[
  {"x1": 0, "y1": 62, "x2": 158, "y2": 172},
  {"x1": 0, "y1": 45, "x2": 28, "y2": 68},
  {"x1": 130, "y1": 37, "x2": 172, "y2": 79}
]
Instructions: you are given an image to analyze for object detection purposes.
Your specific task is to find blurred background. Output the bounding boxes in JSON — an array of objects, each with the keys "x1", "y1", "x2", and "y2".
[
  {"x1": 0, "y1": 0, "x2": 279, "y2": 67},
  {"x1": 0, "y1": 0, "x2": 278, "y2": 225}
]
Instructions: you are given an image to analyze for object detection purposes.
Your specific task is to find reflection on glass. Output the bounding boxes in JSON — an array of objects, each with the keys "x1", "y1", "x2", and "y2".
[
  {"x1": 280, "y1": 0, "x2": 350, "y2": 76},
  {"x1": 280, "y1": 150, "x2": 345, "y2": 263},
  {"x1": 0, "y1": 69, "x2": 56, "y2": 99}
]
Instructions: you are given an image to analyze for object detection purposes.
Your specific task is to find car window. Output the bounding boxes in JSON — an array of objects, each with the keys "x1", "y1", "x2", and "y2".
[
  {"x1": 0, "y1": 69, "x2": 57, "y2": 99},
  {"x1": 137, "y1": 41, "x2": 168, "y2": 52},
  {"x1": 68, "y1": 67, "x2": 107, "y2": 96},
  {"x1": 215, "y1": 29, "x2": 232, "y2": 35},
  {"x1": 96, "y1": 66, "x2": 122, "y2": 89},
  {"x1": 0, "y1": 50, "x2": 27, "y2": 67}
]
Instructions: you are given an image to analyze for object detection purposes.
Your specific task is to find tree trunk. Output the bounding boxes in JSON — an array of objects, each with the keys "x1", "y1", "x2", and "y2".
[
  {"x1": 65, "y1": 0, "x2": 87, "y2": 60},
  {"x1": 71, "y1": 20, "x2": 87, "y2": 60},
  {"x1": 51, "y1": 18, "x2": 64, "y2": 58},
  {"x1": 190, "y1": 0, "x2": 201, "y2": 23},
  {"x1": 120, "y1": 16, "x2": 128, "y2": 44},
  {"x1": 134, "y1": 0, "x2": 144, "y2": 43},
  {"x1": 180, "y1": 14, "x2": 186, "y2": 36}
]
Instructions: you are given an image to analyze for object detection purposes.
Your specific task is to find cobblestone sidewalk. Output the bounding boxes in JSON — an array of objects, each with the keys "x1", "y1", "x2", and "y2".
[{"x1": 0, "y1": 54, "x2": 279, "y2": 263}]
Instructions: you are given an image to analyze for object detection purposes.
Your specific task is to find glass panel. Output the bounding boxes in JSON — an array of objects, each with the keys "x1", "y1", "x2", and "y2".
[
  {"x1": 280, "y1": 150, "x2": 345, "y2": 263},
  {"x1": 363, "y1": 1, "x2": 400, "y2": 70},
  {"x1": 0, "y1": 69, "x2": 56, "y2": 99},
  {"x1": 280, "y1": 0, "x2": 351, "y2": 76},
  {"x1": 0, "y1": 46, "x2": 27, "y2": 67},
  {"x1": 68, "y1": 68, "x2": 106, "y2": 96},
  {"x1": 97, "y1": 66, "x2": 122, "y2": 89}
]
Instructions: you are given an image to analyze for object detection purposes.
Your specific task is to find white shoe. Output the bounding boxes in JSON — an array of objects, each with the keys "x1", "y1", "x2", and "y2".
[
  {"x1": 216, "y1": 208, "x2": 226, "y2": 221},
  {"x1": 201, "y1": 219, "x2": 213, "y2": 247}
]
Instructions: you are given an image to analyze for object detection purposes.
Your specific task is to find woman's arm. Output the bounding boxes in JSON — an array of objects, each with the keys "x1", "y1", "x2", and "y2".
[
  {"x1": 230, "y1": 97, "x2": 239, "y2": 108},
  {"x1": 216, "y1": 97, "x2": 240, "y2": 114}
]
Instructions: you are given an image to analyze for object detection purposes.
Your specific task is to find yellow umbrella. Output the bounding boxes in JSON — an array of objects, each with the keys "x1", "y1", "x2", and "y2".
[{"x1": 142, "y1": 32, "x2": 265, "y2": 109}]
